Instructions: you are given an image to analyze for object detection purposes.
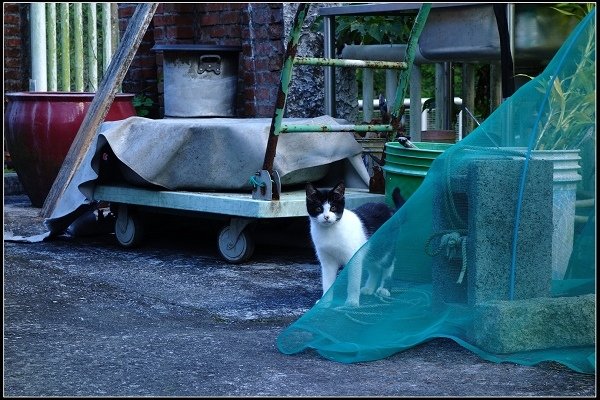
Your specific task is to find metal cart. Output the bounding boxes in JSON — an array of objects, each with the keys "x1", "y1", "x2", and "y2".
[{"x1": 93, "y1": 184, "x2": 384, "y2": 263}]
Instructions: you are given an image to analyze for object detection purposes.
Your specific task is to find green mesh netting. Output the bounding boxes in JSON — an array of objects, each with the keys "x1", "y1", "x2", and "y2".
[{"x1": 277, "y1": 9, "x2": 596, "y2": 374}]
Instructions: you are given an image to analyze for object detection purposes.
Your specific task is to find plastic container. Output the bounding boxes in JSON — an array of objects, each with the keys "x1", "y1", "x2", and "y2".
[{"x1": 383, "y1": 141, "x2": 452, "y2": 204}]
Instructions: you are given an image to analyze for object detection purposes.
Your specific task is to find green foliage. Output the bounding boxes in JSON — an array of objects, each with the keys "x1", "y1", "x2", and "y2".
[
  {"x1": 334, "y1": 15, "x2": 415, "y2": 50},
  {"x1": 312, "y1": 13, "x2": 418, "y2": 99},
  {"x1": 550, "y1": 3, "x2": 595, "y2": 20},
  {"x1": 132, "y1": 94, "x2": 155, "y2": 117},
  {"x1": 311, "y1": 14, "x2": 415, "y2": 54},
  {"x1": 336, "y1": 14, "x2": 415, "y2": 99},
  {"x1": 51, "y1": 3, "x2": 117, "y2": 91},
  {"x1": 535, "y1": 12, "x2": 595, "y2": 150}
]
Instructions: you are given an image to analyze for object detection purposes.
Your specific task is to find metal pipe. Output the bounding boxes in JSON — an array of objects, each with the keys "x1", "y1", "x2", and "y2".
[
  {"x1": 389, "y1": 3, "x2": 432, "y2": 136},
  {"x1": 295, "y1": 57, "x2": 406, "y2": 69},
  {"x1": 323, "y1": 15, "x2": 336, "y2": 116},
  {"x1": 278, "y1": 124, "x2": 393, "y2": 133},
  {"x1": 409, "y1": 66, "x2": 422, "y2": 140},
  {"x1": 385, "y1": 69, "x2": 398, "y2": 111},
  {"x1": 508, "y1": 3, "x2": 515, "y2": 68},
  {"x1": 341, "y1": 44, "x2": 429, "y2": 64},
  {"x1": 362, "y1": 68, "x2": 374, "y2": 122}
]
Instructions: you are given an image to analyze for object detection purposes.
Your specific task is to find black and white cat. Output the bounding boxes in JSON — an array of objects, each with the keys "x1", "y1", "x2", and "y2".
[{"x1": 306, "y1": 181, "x2": 404, "y2": 306}]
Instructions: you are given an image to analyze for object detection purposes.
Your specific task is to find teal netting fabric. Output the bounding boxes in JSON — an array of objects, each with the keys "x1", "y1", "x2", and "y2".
[{"x1": 277, "y1": 9, "x2": 596, "y2": 374}]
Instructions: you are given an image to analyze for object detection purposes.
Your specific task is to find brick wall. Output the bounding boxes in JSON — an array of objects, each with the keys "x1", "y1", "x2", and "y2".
[
  {"x1": 119, "y1": 2, "x2": 285, "y2": 118},
  {"x1": 3, "y1": 3, "x2": 29, "y2": 168},
  {"x1": 118, "y1": 3, "x2": 161, "y2": 118},
  {"x1": 3, "y1": 3, "x2": 29, "y2": 94},
  {"x1": 3, "y1": 3, "x2": 286, "y2": 169},
  {"x1": 2, "y1": 3, "x2": 285, "y2": 119}
]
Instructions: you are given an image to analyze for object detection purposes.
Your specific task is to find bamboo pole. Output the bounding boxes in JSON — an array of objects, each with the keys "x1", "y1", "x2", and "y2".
[
  {"x1": 46, "y1": 3, "x2": 58, "y2": 91},
  {"x1": 101, "y1": 2, "x2": 112, "y2": 72},
  {"x1": 261, "y1": 3, "x2": 310, "y2": 200},
  {"x1": 30, "y1": 3, "x2": 47, "y2": 91},
  {"x1": 42, "y1": 3, "x2": 159, "y2": 218},
  {"x1": 73, "y1": 3, "x2": 84, "y2": 91},
  {"x1": 110, "y1": 3, "x2": 119, "y2": 53},
  {"x1": 58, "y1": 3, "x2": 70, "y2": 91},
  {"x1": 87, "y1": 3, "x2": 98, "y2": 91}
]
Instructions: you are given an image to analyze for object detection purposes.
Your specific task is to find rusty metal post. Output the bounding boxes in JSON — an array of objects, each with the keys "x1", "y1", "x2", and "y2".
[
  {"x1": 389, "y1": 3, "x2": 432, "y2": 139},
  {"x1": 259, "y1": 3, "x2": 310, "y2": 200}
]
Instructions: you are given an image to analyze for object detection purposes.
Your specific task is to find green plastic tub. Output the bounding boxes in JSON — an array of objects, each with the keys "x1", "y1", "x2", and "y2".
[{"x1": 383, "y1": 141, "x2": 453, "y2": 204}]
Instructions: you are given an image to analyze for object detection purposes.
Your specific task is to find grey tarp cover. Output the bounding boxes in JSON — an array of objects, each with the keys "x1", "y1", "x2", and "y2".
[{"x1": 44, "y1": 115, "x2": 369, "y2": 233}]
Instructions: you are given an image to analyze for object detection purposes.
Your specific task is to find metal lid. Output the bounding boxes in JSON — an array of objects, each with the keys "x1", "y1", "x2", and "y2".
[{"x1": 152, "y1": 44, "x2": 242, "y2": 53}]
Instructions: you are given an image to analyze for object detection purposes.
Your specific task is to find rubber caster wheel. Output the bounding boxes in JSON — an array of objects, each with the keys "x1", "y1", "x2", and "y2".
[
  {"x1": 115, "y1": 205, "x2": 144, "y2": 248},
  {"x1": 218, "y1": 225, "x2": 255, "y2": 264}
]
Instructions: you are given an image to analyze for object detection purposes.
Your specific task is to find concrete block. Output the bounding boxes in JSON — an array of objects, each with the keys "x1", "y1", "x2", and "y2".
[
  {"x1": 431, "y1": 157, "x2": 554, "y2": 307},
  {"x1": 472, "y1": 294, "x2": 596, "y2": 354},
  {"x1": 467, "y1": 159, "x2": 553, "y2": 304},
  {"x1": 3, "y1": 172, "x2": 24, "y2": 195}
]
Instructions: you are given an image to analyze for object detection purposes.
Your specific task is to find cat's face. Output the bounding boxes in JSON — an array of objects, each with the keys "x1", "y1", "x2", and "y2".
[{"x1": 306, "y1": 182, "x2": 345, "y2": 226}]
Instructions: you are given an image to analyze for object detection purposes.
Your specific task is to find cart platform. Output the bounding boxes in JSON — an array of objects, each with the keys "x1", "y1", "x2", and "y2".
[
  {"x1": 93, "y1": 184, "x2": 386, "y2": 263},
  {"x1": 93, "y1": 184, "x2": 383, "y2": 219}
]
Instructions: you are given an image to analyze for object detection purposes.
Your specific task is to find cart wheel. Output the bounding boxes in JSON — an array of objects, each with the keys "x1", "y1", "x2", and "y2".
[
  {"x1": 115, "y1": 205, "x2": 144, "y2": 248},
  {"x1": 218, "y1": 225, "x2": 255, "y2": 264}
]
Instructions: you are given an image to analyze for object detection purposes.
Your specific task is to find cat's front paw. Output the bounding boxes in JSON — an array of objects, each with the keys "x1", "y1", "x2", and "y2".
[
  {"x1": 360, "y1": 287, "x2": 374, "y2": 295},
  {"x1": 375, "y1": 287, "x2": 391, "y2": 297},
  {"x1": 344, "y1": 297, "x2": 360, "y2": 307}
]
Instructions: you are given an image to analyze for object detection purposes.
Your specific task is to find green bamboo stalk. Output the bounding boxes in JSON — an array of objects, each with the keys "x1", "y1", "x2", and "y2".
[
  {"x1": 73, "y1": 3, "x2": 84, "y2": 91},
  {"x1": 278, "y1": 124, "x2": 394, "y2": 133},
  {"x1": 46, "y1": 3, "x2": 57, "y2": 91},
  {"x1": 87, "y1": 3, "x2": 98, "y2": 91},
  {"x1": 271, "y1": 4, "x2": 310, "y2": 137},
  {"x1": 110, "y1": 3, "x2": 119, "y2": 53},
  {"x1": 101, "y1": 3, "x2": 111, "y2": 72},
  {"x1": 58, "y1": 3, "x2": 70, "y2": 91},
  {"x1": 295, "y1": 57, "x2": 406, "y2": 70},
  {"x1": 110, "y1": 3, "x2": 121, "y2": 92},
  {"x1": 262, "y1": 3, "x2": 310, "y2": 178}
]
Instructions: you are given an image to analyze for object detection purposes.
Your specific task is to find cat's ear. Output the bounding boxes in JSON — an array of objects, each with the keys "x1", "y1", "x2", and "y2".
[
  {"x1": 332, "y1": 181, "x2": 345, "y2": 197},
  {"x1": 306, "y1": 182, "x2": 318, "y2": 197}
]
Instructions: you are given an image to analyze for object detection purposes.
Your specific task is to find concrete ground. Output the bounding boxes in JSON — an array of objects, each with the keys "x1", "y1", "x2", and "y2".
[{"x1": 3, "y1": 186, "x2": 597, "y2": 397}]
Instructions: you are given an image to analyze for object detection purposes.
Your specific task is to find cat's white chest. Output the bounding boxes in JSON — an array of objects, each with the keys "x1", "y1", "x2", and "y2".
[{"x1": 309, "y1": 211, "x2": 367, "y2": 264}]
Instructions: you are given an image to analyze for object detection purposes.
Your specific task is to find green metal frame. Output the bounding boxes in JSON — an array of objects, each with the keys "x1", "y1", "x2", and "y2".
[{"x1": 256, "y1": 3, "x2": 432, "y2": 200}]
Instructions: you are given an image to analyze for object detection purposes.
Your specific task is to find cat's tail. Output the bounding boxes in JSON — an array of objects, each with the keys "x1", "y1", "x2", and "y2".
[{"x1": 391, "y1": 187, "x2": 405, "y2": 211}]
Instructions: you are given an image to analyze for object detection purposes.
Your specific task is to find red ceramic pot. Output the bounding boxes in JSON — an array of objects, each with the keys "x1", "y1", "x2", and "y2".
[{"x1": 4, "y1": 92, "x2": 136, "y2": 207}]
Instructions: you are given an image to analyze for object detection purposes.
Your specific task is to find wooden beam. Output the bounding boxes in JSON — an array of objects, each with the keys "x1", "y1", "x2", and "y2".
[{"x1": 41, "y1": 3, "x2": 158, "y2": 218}]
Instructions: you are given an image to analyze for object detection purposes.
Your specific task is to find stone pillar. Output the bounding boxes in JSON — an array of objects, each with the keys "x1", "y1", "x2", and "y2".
[
  {"x1": 431, "y1": 157, "x2": 554, "y2": 307},
  {"x1": 282, "y1": 3, "x2": 358, "y2": 122}
]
